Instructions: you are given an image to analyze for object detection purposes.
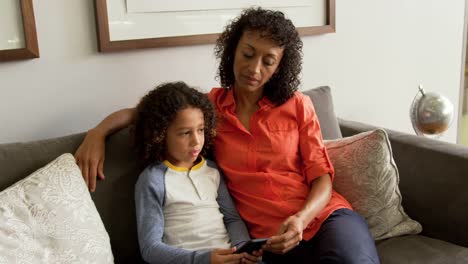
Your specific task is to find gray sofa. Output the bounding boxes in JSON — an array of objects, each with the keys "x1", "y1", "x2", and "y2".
[{"x1": 1, "y1": 87, "x2": 468, "y2": 263}]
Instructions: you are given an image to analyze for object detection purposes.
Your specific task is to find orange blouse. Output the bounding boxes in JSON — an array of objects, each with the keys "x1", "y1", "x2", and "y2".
[{"x1": 209, "y1": 88, "x2": 352, "y2": 240}]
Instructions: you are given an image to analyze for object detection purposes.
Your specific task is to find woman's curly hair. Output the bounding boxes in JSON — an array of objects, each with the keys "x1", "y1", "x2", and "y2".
[
  {"x1": 214, "y1": 7, "x2": 303, "y2": 105},
  {"x1": 133, "y1": 82, "x2": 216, "y2": 167}
]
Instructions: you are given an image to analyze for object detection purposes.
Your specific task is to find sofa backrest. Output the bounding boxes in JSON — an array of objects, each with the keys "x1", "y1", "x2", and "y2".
[
  {"x1": 302, "y1": 86, "x2": 342, "y2": 140},
  {"x1": 0, "y1": 86, "x2": 342, "y2": 263}
]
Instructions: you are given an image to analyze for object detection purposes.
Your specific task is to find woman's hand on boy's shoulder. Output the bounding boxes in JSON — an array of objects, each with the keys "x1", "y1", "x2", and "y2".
[
  {"x1": 74, "y1": 127, "x2": 106, "y2": 192},
  {"x1": 210, "y1": 248, "x2": 262, "y2": 264}
]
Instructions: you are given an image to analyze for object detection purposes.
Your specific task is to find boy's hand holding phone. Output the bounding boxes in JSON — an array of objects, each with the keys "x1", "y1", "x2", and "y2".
[
  {"x1": 210, "y1": 247, "x2": 262, "y2": 264},
  {"x1": 235, "y1": 238, "x2": 268, "y2": 254},
  {"x1": 241, "y1": 249, "x2": 263, "y2": 264},
  {"x1": 210, "y1": 248, "x2": 242, "y2": 264},
  {"x1": 210, "y1": 243, "x2": 264, "y2": 264},
  {"x1": 235, "y1": 238, "x2": 267, "y2": 263}
]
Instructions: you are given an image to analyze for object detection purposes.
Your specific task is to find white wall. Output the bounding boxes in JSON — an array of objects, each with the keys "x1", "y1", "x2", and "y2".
[
  {"x1": 301, "y1": 0, "x2": 466, "y2": 143},
  {"x1": 0, "y1": 0, "x2": 465, "y2": 144}
]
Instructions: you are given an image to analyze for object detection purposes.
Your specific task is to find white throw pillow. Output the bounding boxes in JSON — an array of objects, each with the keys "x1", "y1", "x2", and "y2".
[
  {"x1": 0, "y1": 153, "x2": 113, "y2": 263},
  {"x1": 325, "y1": 129, "x2": 422, "y2": 240}
]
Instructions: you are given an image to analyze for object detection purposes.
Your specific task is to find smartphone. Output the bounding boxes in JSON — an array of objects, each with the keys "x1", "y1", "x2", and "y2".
[{"x1": 235, "y1": 238, "x2": 269, "y2": 254}]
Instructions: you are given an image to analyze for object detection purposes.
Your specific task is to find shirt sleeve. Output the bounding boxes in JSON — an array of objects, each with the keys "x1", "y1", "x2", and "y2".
[
  {"x1": 296, "y1": 94, "x2": 335, "y2": 185},
  {"x1": 135, "y1": 165, "x2": 211, "y2": 264},
  {"x1": 215, "y1": 167, "x2": 251, "y2": 247}
]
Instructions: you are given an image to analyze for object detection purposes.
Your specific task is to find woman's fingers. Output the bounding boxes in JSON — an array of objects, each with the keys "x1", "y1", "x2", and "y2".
[
  {"x1": 75, "y1": 152, "x2": 102, "y2": 192},
  {"x1": 74, "y1": 130, "x2": 107, "y2": 191},
  {"x1": 268, "y1": 229, "x2": 295, "y2": 245},
  {"x1": 276, "y1": 222, "x2": 288, "y2": 236},
  {"x1": 280, "y1": 238, "x2": 300, "y2": 253},
  {"x1": 265, "y1": 230, "x2": 301, "y2": 254},
  {"x1": 97, "y1": 160, "x2": 105, "y2": 180},
  {"x1": 89, "y1": 160, "x2": 98, "y2": 192}
]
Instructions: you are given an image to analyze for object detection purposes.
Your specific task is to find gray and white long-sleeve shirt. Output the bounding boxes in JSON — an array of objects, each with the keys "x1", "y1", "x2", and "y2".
[{"x1": 135, "y1": 158, "x2": 250, "y2": 264}]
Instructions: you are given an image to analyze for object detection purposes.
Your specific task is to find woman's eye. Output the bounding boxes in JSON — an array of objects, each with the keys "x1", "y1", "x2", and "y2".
[
  {"x1": 198, "y1": 128, "x2": 204, "y2": 133},
  {"x1": 243, "y1": 53, "x2": 253, "y2": 58}
]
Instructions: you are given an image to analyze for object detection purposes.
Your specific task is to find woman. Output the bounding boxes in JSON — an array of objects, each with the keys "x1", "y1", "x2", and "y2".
[{"x1": 75, "y1": 7, "x2": 380, "y2": 264}]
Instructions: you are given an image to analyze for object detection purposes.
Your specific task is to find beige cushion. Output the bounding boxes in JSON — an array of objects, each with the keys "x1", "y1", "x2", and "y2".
[
  {"x1": 0, "y1": 153, "x2": 113, "y2": 263},
  {"x1": 325, "y1": 129, "x2": 422, "y2": 240}
]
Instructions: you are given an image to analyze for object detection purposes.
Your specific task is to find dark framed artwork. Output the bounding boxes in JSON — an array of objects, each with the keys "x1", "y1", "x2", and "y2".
[
  {"x1": 0, "y1": 0, "x2": 39, "y2": 62},
  {"x1": 94, "y1": 0, "x2": 335, "y2": 52}
]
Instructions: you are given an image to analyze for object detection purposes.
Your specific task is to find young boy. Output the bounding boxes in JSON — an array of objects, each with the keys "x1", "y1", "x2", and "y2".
[{"x1": 133, "y1": 82, "x2": 260, "y2": 264}]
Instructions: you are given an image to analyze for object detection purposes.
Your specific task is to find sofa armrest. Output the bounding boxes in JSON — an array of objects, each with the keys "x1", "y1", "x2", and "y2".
[{"x1": 338, "y1": 118, "x2": 468, "y2": 247}]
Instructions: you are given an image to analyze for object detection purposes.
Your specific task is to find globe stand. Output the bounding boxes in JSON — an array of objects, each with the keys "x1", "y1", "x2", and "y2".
[{"x1": 410, "y1": 85, "x2": 454, "y2": 138}]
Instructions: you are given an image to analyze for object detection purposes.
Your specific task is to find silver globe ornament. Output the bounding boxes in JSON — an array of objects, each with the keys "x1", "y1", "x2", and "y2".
[{"x1": 410, "y1": 85, "x2": 454, "y2": 138}]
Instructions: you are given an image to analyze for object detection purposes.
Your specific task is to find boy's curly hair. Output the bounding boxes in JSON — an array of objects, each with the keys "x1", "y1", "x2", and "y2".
[
  {"x1": 133, "y1": 82, "x2": 216, "y2": 167},
  {"x1": 214, "y1": 7, "x2": 303, "y2": 105}
]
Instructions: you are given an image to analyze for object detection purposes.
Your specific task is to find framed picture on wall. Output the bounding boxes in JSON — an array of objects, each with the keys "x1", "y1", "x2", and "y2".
[
  {"x1": 0, "y1": 0, "x2": 39, "y2": 62},
  {"x1": 94, "y1": 0, "x2": 335, "y2": 52}
]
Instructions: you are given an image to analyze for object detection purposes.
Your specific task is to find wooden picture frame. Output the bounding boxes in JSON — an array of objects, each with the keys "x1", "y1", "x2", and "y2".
[
  {"x1": 94, "y1": 0, "x2": 335, "y2": 53},
  {"x1": 0, "y1": 0, "x2": 39, "y2": 62}
]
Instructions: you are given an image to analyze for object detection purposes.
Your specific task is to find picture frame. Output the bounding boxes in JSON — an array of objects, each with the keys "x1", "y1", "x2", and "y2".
[
  {"x1": 0, "y1": 0, "x2": 39, "y2": 62},
  {"x1": 94, "y1": 0, "x2": 335, "y2": 52}
]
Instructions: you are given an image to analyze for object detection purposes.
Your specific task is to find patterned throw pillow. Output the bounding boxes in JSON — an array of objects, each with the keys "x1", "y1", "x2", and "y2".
[
  {"x1": 325, "y1": 129, "x2": 422, "y2": 240},
  {"x1": 0, "y1": 153, "x2": 113, "y2": 263}
]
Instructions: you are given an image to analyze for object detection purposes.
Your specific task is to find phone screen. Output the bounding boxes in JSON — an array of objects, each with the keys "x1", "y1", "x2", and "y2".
[{"x1": 235, "y1": 238, "x2": 268, "y2": 254}]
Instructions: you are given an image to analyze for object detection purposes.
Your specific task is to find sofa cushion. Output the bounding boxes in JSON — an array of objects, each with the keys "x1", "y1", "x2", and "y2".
[
  {"x1": 0, "y1": 130, "x2": 142, "y2": 263},
  {"x1": 0, "y1": 153, "x2": 113, "y2": 263},
  {"x1": 376, "y1": 235, "x2": 468, "y2": 264},
  {"x1": 302, "y1": 86, "x2": 343, "y2": 140},
  {"x1": 325, "y1": 129, "x2": 422, "y2": 240}
]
